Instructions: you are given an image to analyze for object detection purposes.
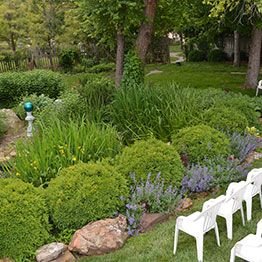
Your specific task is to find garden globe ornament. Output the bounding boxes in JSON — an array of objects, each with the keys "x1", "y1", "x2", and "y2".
[{"x1": 24, "y1": 101, "x2": 35, "y2": 137}]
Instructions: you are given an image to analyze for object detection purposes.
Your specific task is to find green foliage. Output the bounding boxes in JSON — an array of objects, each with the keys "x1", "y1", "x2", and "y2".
[
  {"x1": 0, "y1": 178, "x2": 50, "y2": 260},
  {"x1": 14, "y1": 94, "x2": 54, "y2": 120},
  {"x1": 9, "y1": 119, "x2": 122, "y2": 186},
  {"x1": 0, "y1": 112, "x2": 7, "y2": 138},
  {"x1": 87, "y1": 62, "x2": 115, "y2": 73},
  {"x1": 116, "y1": 138, "x2": 184, "y2": 187},
  {"x1": 59, "y1": 48, "x2": 80, "y2": 71},
  {"x1": 208, "y1": 49, "x2": 226, "y2": 62},
  {"x1": 0, "y1": 70, "x2": 64, "y2": 104},
  {"x1": 78, "y1": 74, "x2": 116, "y2": 109},
  {"x1": 121, "y1": 51, "x2": 144, "y2": 89},
  {"x1": 188, "y1": 50, "x2": 206, "y2": 62},
  {"x1": 172, "y1": 124, "x2": 231, "y2": 164},
  {"x1": 46, "y1": 161, "x2": 128, "y2": 231},
  {"x1": 202, "y1": 106, "x2": 249, "y2": 133},
  {"x1": 110, "y1": 84, "x2": 212, "y2": 143}
]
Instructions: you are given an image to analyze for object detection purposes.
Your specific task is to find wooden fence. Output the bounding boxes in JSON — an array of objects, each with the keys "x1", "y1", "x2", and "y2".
[{"x1": 0, "y1": 57, "x2": 59, "y2": 73}]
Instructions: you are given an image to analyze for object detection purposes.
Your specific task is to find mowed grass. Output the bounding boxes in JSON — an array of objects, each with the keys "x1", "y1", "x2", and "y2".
[
  {"x1": 145, "y1": 62, "x2": 261, "y2": 96},
  {"x1": 82, "y1": 194, "x2": 262, "y2": 262}
]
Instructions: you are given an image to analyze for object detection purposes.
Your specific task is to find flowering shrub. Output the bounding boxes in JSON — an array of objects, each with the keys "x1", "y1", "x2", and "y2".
[
  {"x1": 123, "y1": 173, "x2": 179, "y2": 235},
  {"x1": 229, "y1": 132, "x2": 261, "y2": 162},
  {"x1": 182, "y1": 165, "x2": 213, "y2": 193}
]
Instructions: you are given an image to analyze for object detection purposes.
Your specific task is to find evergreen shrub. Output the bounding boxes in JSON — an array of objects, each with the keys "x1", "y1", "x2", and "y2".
[
  {"x1": 46, "y1": 162, "x2": 128, "y2": 231},
  {"x1": 188, "y1": 50, "x2": 206, "y2": 62},
  {"x1": 0, "y1": 178, "x2": 50, "y2": 260},
  {"x1": 172, "y1": 124, "x2": 230, "y2": 164},
  {"x1": 116, "y1": 138, "x2": 184, "y2": 187}
]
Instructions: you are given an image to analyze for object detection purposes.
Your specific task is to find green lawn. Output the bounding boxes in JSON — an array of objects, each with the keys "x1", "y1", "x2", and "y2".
[
  {"x1": 145, "y1": 62, "x2": 259, "y2": 96},
  {"x1": 82, "y1": 194, "x2": 261, "y2": 262}
]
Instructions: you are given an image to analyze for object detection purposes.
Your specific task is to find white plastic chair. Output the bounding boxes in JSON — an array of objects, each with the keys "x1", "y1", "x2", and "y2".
[
  {"x1": 256, "y1": 80, "x2": 262, "y2": 96},
  {"x1": 230, "y1": 219, "x2": 262, "y2": 262},
  {"x1": 217, "y1": 181, "x2": 248, "y2": 240},
  {"x1": 243, "y1": 168, "x2": 262, "y2": 221},
  {"x1": 173, "y1": 195, "x2": 225, "y2": 262}
]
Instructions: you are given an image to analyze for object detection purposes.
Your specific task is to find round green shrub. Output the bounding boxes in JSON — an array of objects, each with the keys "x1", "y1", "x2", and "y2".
[
  {"x1": 202, "y1": 106, "x2": 249, "y2": 133},
  {"x1": 172, "y1": 124, "x2": 230, "y2": 164},
  {"x1": 0, "y1": 178, "x2": 50, "y2": 260},
  {"x1": 208, "y1": 49, "x2": 226, "y2": 62},
  {"x1": 116, "y1": 138, "x2": 184, "y2": 186},
  {"x1": 188, "y1": 50, "x2": 206, "y2": 62},
  {"x1": 46, "y1": 161, "x2": 128, "y2": 231}
]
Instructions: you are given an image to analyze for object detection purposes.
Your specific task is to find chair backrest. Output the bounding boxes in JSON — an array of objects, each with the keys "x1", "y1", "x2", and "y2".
[
  {"x1": 198, "y1": 196, "x2": 225, "y2": 233},
  {"x1": 247, "y1": 169, "x2": 262, "y2": 196},
  {"x1": 225, "y1": 181, "x2": 248, "y2": 213},
  {"x1": 258, "y1": 80, "x2": 262, "y2": 89}
]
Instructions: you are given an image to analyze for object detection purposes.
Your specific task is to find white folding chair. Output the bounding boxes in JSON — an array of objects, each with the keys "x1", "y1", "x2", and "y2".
[
  {"x1": 256, "y1": 80, "x2": 262, "y2": 96},
  {"x1": 173, "y1": 195, "x2": 225, "y2": 262},
  {"x1": 243, "y1": 168, "x2": 262, "y2": 221},
  {"x1": 217, "y1": 181, "x2": 248, "y2": 240},
  {"x1": 230, "y1": 219, "x2": 262, "y2": 262}
]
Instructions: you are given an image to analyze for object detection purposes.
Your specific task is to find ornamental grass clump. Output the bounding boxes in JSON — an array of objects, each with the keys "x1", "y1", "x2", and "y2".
[
  {"x1": 116, "y1": 138, "x2": 184, "y2": 187},
  {"x1": 46, "y1": 161, "x2": 128, "y2": 232},
  {"x1": 172, "y1": 124, "x2": 231, "y2": 164},
  {"x1": 123, "y1": 173, "x2": 179, "y2": 235},
  {"x1": 9, "y1": 118, "x2": 122, "y2": 186},
  {"x1": 0, "y1": 178, "x2": 50, "y2": 260}
]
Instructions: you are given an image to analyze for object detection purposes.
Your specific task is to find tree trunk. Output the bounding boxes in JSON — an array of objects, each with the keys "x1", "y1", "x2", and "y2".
[
  {"x1": 245, "y1": 27, "x2": 262, "y2": 89},
  {"x1": 115, "y1": 30, "x2": 125, "y2": 88},
  {"x1": 48, "y1": 39, "x2": 54, "y2": 69},
  {"x1": 233, "y1": 30, "x2": 240, "y2": 67},
  {"x1": 135, "y1": 0, "x2": 158, "y2": 63}
]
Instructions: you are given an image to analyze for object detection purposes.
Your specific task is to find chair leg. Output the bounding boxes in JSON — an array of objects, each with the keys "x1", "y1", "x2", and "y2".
[
  {"x1": 245, "y1": 198, "x2": 252, "y2": 221},
  {"x1": 173, "y1": 224, "x2": 179, "y2": 255},
  {"x1": 196, "y1": 235, "x2": 204, "y2": 262},
  {"x1": 259, "y1": 190, "x2": 262, "y2": 208},
  {"x1": 214, "y1": 223, "x2": 220, "y2": 246},
  {"x1": 230, "y1": 247, "x2": 235, "y2": 262},
  {"x1": 226, "y1": 215, "x2": 233, "y2": 240},
  {"x1": 256, "y1": 88, "x2": 259, "y2": 96},
  {"x1": 240, "y1": 204, "x2": 245, "y2": 226}
]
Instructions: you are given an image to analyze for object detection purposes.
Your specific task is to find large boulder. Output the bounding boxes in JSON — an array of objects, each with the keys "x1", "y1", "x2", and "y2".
[
  {"x1": 68, "y1": 215, "x2": 128, "y2": 256},
  {"x1": 0, "y1": 109, "x2": 24, "y2": 136}
]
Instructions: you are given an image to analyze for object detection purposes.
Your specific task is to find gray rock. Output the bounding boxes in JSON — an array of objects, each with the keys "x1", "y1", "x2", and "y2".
[{"x1": 36, "y1": 242, "x2": 67, "y2": 262}]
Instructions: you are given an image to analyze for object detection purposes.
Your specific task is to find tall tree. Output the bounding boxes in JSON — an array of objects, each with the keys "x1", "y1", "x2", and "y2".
[{"x1": 205, "y1": 0, "x2": 262, "y2": 88}]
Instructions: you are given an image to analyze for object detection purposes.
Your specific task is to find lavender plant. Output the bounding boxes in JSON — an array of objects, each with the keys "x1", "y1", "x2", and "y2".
[
  {"x1": 123, "y1": 173, "x2": 179, "y2": 235},
  {"x1": 229, "y1": 132, "x2": 261, "y2": 162},
  {"x1": 181, "y1": 164, "x2": 214, "y2": 193}
]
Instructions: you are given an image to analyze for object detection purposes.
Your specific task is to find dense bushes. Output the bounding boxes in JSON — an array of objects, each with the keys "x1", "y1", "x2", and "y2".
[
  {"x1": 0, "y1": 179, "x2": 50, "y2": 260},
  {"x1": 208, "y1": 49, "x2": 226, "y2": 62},
  {"x1": 202, "y1": 106, "x2": 249, "y2": 133},
  {"x1": 0, "y1": 70, "x2": 64, "y2": 104},
  {"x1": 116, "y1": 138, "x2": 184, "y2": 187},
  {"x1": 11, "y1": 119, "x2": 122, "y2": 186},
  {"x1": 59, "y1": 48, "x2": 79, "y2": 71},
  {"x1": 172, "y1": 125, "x2": 231, "y2": 164},
  {"x1": 188, "y1": 50, "x2": 206, "y2": 62},
  {"x1": 46, "y1": 162, "x2": 128, "y2": 231}
]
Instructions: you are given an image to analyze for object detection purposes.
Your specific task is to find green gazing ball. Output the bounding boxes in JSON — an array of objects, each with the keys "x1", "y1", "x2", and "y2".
[{"x1": 24, "y1": 102, "x2": 33, "y2": 112}]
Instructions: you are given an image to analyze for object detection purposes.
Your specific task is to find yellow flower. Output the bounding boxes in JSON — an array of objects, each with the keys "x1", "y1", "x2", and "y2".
[
  {"x1": 72, "y1": 156, "x2": 77, "y2": 161},
  {"x1": 16, "y1": 172, "x2": 20, "y2": 177}
]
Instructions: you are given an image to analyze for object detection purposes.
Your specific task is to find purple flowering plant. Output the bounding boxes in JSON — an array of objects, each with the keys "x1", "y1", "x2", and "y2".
[{"x1": 122, "y1": 172, "x2": 179, "y2": 235}]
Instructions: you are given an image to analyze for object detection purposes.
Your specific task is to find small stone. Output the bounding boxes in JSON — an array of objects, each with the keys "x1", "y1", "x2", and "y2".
[
  {"x1": 36, "y1": 242, "x2": 67, "y2": 262},
  {"x1": 140, "y1": 213, "x2": 169, "y2": 233},
  {"x1": 176, "y1": 198, "x2": 193, "y2": 212},
  {"x1": 50, "y1": 250, "x2": 76, "y2": 262}
]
